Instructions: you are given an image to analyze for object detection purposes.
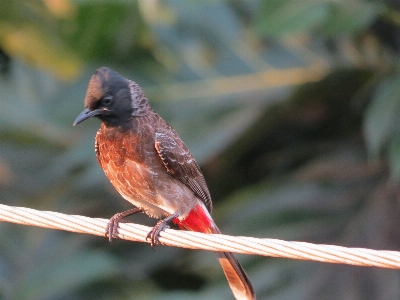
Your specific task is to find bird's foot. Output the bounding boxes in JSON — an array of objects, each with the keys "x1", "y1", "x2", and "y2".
[
  {"x1": 146, "y1": 220, "x2": 170, "y2": 249},
  {"x1": 106, "y1": 208, "x2": 143, "y2": 242},
  {"x1": 146, "y1": 213, "x2": 179, "y2": 250}
]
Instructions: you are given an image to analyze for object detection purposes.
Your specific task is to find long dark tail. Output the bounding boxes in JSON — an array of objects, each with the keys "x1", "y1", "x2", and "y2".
[{"x1": 173, "y1": 204, "x2": 256, "y2": 300}]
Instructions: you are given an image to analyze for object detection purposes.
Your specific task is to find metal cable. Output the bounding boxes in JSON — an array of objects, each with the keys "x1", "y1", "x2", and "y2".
[{"x1": 1, "y1": 203, "x2": 399, "y2": 269}]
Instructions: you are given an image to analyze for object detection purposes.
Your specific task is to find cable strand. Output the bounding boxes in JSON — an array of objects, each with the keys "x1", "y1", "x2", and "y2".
[{"x1": 1, "y1": 204, "x2": 400, "y2": 269}]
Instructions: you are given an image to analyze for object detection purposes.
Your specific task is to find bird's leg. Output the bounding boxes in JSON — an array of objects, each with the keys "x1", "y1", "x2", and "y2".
[
  {"x1": 106, "y1": 208, "x2": 144, "y2": 242},
  {"x1": 146, "y1": 213, "x2": 179, "y2": 249}
]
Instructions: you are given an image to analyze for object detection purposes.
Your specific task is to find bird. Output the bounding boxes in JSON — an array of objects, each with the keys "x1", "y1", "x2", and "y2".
[{"x1": 73, "y1": 67, "x2": 256, "y2": 300}]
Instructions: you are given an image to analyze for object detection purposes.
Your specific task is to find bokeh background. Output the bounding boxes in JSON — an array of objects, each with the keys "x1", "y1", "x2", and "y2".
[{"x1": 1, "y1": 1, "x2": 400, "y2": 299}]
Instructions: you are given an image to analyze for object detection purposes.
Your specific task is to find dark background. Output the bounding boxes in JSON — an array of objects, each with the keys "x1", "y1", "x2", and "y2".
[{"x1": 1, "y1": 1, "x2": 400, "y2": 299}]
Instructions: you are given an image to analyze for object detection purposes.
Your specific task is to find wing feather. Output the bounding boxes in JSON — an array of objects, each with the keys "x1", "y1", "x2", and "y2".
[{"x1": 155, "y1": 132, "x2": 212, "y2": 213}]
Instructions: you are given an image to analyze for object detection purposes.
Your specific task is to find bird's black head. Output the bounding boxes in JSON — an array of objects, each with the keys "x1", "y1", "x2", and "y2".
[{"x1": 73, "y1": 67, "x2": 148, "y2": 127}]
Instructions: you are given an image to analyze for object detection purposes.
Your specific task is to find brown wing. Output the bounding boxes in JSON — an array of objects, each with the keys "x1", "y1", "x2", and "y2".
[{"x1": 155, "y1": 131, "x2": 212, "y2": 213}]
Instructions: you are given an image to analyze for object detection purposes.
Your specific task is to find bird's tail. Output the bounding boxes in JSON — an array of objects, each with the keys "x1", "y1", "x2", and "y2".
[{"x1": 173, "y1": 203, "x2": 256, "y2": 300}]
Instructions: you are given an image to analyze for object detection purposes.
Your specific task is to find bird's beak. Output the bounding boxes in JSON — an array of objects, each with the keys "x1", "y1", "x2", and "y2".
[{"x1": 73, "y1": 108, "x2": 102, "y2": 126}]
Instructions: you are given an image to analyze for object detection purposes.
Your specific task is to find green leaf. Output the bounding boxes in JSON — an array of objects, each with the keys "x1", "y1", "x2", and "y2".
[
  {"x1": 256, "y1": 0, "x2": 382, "y2": 37},
  {"x1": 363, "y1": 74, "x2": 400, "y2": 157},
  {"x1": 256, "y1": 0, "x2": 328, "y2": 37},
  {"x1": 322, "y1": 2, "x2": 383, "y2": 35}
]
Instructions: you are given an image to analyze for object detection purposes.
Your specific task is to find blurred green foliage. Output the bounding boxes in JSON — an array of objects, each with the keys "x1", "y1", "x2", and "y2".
[{"x1": 1, "y1": 0, "x2": 400, "y2": 299}]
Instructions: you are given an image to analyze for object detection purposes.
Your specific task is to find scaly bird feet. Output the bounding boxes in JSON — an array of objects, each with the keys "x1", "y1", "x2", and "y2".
[
  {"x1": 106, "y1": 208, "x2": 143, "y2": 242},
  {"x1": 146, "y1": 213, "x2": 179, "y2": 249}
]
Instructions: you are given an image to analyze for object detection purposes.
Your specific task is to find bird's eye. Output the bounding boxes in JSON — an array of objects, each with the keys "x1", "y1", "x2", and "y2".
[{"x1": 103, "y1": 95, "x2": 113, "y2": 105}]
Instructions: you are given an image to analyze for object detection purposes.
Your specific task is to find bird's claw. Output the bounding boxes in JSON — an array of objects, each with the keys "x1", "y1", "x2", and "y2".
[
  {"x1": 106, "y1": 213, "x2": 127, "y2": 242},
  {"x1": 105, "y1": 208, "x2": 144, "y2": 242},
  {"x1": 146, "y1": 220, "x2": 170, "y2": 250}
]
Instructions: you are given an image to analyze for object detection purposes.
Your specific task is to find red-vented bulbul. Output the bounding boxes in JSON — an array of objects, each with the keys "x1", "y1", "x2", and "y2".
[{"x1": 73, "y1": 67, "x2": 255, "y2": 300}]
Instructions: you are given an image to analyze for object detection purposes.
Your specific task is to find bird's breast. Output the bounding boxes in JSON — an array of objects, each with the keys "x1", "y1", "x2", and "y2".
[{"x1": 95, "y1": 120, "x2": 198, "y2": 218}]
